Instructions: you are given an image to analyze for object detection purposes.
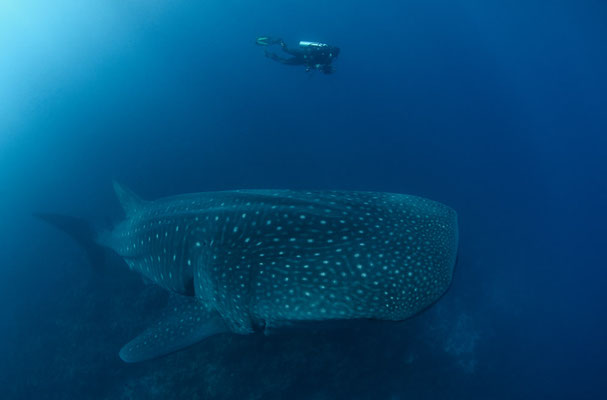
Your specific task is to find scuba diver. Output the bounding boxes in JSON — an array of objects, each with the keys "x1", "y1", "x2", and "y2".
[{"x1": 255, "y1": 36, "x2": 340, "y2": 74}]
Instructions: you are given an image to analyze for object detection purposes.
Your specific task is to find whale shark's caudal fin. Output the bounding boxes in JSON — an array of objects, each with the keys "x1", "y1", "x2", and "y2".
[
  {"x1": 119, "y1": 295, "x2": 228, "y2": 363},
  {"x1": 35, "y1": 182, "x2": 143, "y2": 271},
  {"x1": 34, "y1": 213, "x2": 106, "y2": 271},
  {"x1": 112, "y1": 180, "x2": 145, "y2": 217}
]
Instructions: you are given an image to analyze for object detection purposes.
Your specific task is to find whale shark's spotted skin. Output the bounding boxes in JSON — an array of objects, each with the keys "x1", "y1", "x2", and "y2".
[{"x1": 103, "y1": 186, "x2": 458, "y2": 361}]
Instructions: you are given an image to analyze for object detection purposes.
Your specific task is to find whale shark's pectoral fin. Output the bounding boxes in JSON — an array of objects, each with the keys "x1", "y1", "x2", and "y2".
[{"x1": 119, "y1": 297, "x2": 227, "y2": 363}]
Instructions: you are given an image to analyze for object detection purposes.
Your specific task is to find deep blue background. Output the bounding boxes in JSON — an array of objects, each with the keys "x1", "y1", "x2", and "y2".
[{"x1": 1, "y1": 1, "x2": 606, "y2": 399}]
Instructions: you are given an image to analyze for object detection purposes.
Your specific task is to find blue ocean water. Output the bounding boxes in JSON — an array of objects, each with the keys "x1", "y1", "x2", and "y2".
[{"x1": 1, "y1": 0, "x2": 606, "y2": 398}]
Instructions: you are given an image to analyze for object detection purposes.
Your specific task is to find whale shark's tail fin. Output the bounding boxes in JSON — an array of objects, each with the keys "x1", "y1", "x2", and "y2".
[{"x1": 34, "y1": 213, "x2": 106, "y2": 272}]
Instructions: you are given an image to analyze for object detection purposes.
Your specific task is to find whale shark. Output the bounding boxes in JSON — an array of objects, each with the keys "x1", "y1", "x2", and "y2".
[{"x1": 39, "y1": 182, "x2": 458, "y2": 362}]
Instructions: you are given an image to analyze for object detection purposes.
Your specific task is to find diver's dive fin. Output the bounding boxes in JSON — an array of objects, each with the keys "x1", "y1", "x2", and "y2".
[
  {"x1": 34, "y1": 213, "x2": 105, "y2": 271},
  {"x1": 119, "y1": 296, "x2": 228, "y2": 363},
  {"x1": 112, "y1": 180, "x2": 145, "y2": 217},
  {"x1": 255, "y1": 36, "x2": 283, "y2": 46}
]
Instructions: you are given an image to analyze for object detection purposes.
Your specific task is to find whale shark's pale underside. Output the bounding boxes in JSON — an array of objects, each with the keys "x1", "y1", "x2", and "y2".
[{"x1": 41, "y1": 183, "x2": 458, "y2": 362}]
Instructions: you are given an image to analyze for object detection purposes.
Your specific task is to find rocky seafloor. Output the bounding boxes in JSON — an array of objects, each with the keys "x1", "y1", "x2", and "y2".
[{"x1": 5, "y1": 254, "x2": 510, "y2": 400}]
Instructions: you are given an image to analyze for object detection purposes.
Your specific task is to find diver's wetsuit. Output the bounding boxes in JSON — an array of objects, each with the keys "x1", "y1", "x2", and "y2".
[{"x1": 262, "y1": 39, "x2": 340, "y2": 74}]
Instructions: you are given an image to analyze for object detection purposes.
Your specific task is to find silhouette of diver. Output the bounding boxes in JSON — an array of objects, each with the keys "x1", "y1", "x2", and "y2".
[{"x1": 256, "y1": 36, "x2": 340, "y2": 74}]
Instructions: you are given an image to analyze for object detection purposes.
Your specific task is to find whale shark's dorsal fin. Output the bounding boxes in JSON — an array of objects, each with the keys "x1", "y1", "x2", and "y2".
[{"x1": 113, "y1": 181, "x2": 145, "y2": 216}]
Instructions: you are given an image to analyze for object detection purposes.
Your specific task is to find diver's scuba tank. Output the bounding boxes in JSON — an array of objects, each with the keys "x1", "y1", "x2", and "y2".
[{"x1": 299, "y1": 41, "x2": 328, "y2": 48}]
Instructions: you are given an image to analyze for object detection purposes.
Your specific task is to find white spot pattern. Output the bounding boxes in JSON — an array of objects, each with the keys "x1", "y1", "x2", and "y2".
[{"x1": 109, "y1": 189, "x2": 458, "y2": 334}]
